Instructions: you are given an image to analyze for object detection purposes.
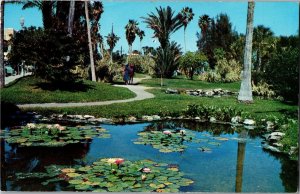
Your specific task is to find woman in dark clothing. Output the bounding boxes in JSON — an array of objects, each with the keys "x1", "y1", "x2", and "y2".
[
  {"x1": 123, "y1": 64, "x2": 130, "y2": 85},
  {"x1": 129, "y1": 63, "x2": 134, "y2": 85}
]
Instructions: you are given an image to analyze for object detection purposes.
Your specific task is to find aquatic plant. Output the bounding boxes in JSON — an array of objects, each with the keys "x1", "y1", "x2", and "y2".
[
  {"x1": 15, "y1": 158, "x2": 194, "y2": 192},
  {"x1": 0, "y1": 123, "x2": 110, "y2": 147}
]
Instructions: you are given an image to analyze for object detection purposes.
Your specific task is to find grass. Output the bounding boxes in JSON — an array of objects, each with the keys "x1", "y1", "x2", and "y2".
[
  {"x1": 0, "y1": 76, "x2": 136, "y2": 104},
  {"x1": 21, "y1": 88, "x2": 298, "y2": 119},
  {"x1": 141, "y1": 77, "x2": 241, "y2": 91}
]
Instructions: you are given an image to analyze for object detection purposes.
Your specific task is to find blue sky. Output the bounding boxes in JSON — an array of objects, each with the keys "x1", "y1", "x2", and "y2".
[{"x1": 4, "y1": 1, "x2": 299, "y2": 53}]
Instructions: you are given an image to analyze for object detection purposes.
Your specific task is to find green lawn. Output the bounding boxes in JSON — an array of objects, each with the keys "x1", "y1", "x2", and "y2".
[
  {"x1": 1, "y1": 76, "x2": 136, "y2": 104},
  {"x1": 141, "y1": 78, "x2": 241, "y2": 91},
  {"x1": 21, "y1": 88, "x2": 297, "y2": 119}
]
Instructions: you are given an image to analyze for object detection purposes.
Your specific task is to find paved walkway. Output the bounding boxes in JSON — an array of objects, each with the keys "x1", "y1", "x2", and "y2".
[
  {"x1": 17, "y1": 76, "x2": 155, "y2": 108},
  {"x1": 5, "y1": 73, "x2": 32, "y2": 85}
]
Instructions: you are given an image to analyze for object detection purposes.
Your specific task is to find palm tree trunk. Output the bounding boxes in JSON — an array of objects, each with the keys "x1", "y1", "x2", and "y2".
[
  {"x1": 85, "y1": 1, "x2": 96, "y2": 81},
  {"x1": 0, "y1": 0, "x2": 4, "y2": 88},
  {"x1": 184, "y1": 28, "x2": 186, "y2": 53},
  {"x1": 67, "y1": 0, "x2": 75, "y2": 36},
  {"x1": 238, "y1": 2, "x2": 255, "y2": 102}
]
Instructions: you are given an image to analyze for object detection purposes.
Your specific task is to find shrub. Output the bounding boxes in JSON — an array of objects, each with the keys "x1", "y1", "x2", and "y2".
[
  {"x1": 95, "y1": 53, "x2": 120, "y2": 82},
  {"x1": 264, "y1": 46, "x2": 299, "y2": 103},
  {"x1": 279, "y1": 119, "x2": 299, "y2": 160},
  {"x1": 184, "y1": 104, "x2": 242, "y2": 122},
  {"x1": 252, "y1": 81, "x2": 276, "y2": 99},
  {"x1": 215, "y1": 58, "x2": 241, "y2": 82},
  {"x1": 127, "y1": 55, "x2": 156, "y2": 75}
]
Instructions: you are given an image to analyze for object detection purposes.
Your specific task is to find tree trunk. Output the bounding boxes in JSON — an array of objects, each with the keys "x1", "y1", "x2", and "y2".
[
  {"x1": 238, "y1": 2, "x2": 255, "y2": 102},
  {"x1": 68, "y1": 1, "x2": 75, "y2": 36},
  {"x1": 184, "y1": 28, "x2": 186, "y2": 53},
  {"x1": 0, "y1": 0, "x2": 4, "y2": 88},
  {"x1": 41, "y1": 2, "x2": 53, "y2": 29},
  {"x1": 85, "y1": 1, "x2": 96, "y2": 81},
  {"x1": 129, "y1": 44, "x2": 132, "y2": 54}
]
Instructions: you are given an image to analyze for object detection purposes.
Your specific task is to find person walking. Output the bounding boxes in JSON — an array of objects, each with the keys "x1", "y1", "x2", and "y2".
[
  {"x1": 129, "y1": 63, "x2": 135, "y2": 84},
  {"x1": 123, "y1": 64, "x2": 130, "y2": 85}
]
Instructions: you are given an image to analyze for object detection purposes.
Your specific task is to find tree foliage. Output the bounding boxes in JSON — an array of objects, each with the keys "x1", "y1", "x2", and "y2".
[
  {"x1": 179, "y1": 51, "x2": 207, "y2": 79},
  {"x1": 8, "y1": 27, "x2": 81, "y2": 83}
]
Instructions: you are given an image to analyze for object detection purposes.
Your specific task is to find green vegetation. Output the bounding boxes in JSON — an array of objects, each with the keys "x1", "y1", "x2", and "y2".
[
  {"x1": 141, "y1": 78, "x2": 241, "y2": 91},
  {"x1": 20, "y1": 88, "x2": 297, "y2": 119},
  {"x1": 1, "y1": 123, "x2": 110, "y2": 147},
  {"x1": 134, "y1": 130, "x2": 196, "y2": 153},
  {"x1": 0, "y1": 76, "x2": 135, "y2": 104},
  {"x1": 15, "y1": 159, "x2": 193, "y2": 192}
]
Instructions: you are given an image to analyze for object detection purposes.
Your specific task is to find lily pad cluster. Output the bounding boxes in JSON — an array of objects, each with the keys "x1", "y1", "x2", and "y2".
[
  {"x1": 133, "y1": 128, "x2": 230, "y2": 153},
  {"x1": 0, "y1": 123, "x2": 110, "y2": 147},
  {"x1": 15, "y1": 158, "x2": 194, "y2": 192},
  {"x1": 133, "y1": 129, "x2": 197, "y2": 153}
]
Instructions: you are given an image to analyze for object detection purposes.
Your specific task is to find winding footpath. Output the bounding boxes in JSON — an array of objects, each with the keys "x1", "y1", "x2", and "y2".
[{"x1": 17, "y1": 76, "x2": 154, "y2": 108}]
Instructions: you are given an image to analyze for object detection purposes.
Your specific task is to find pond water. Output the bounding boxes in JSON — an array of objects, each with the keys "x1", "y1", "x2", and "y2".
[{"x1": 1, "y1": 121, "x2": 298, "y2": 192}]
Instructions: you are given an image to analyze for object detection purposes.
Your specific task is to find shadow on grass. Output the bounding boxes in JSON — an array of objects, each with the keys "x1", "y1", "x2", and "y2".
[{"x1": 33, "y1": 80, "x2": 95, "y2": 92}]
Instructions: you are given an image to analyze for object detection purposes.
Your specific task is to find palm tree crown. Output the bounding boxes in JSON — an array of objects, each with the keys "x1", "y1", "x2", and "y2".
[
  {"x1": 125, "y1": 19, "x2": 139, "y2": 53},
  {"x1": 198, "y1": 14, "x2": 211, "y2": 36},
  {"x1": 143, "y1": 6, "x2": 183, "y2": 49}
]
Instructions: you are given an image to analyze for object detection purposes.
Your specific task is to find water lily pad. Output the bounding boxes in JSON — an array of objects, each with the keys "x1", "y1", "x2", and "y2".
[
  {"x1": 214, "y1": 137, "x2": 229, "y2": 141},
  {"x1": 69, "y1": 179, "x2": 83, "y2": 185},
  {"x1": 2, "y1": 124, "x2": 110, "y2": 147},
  {"x1": 208, "y1": 142, "x2": 221, "y2": 146},
  {"x1": 66, "y1": 173, "x2": 81, "y2": 178}
]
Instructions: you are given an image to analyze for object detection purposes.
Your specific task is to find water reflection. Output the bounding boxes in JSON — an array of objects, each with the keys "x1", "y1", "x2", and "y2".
[
  {"x1": 0, "y1": 120, "x2": 298, "y2": 192},
  {"x1": 235, "y1": 130, "x2": 247, "y2": 192}
]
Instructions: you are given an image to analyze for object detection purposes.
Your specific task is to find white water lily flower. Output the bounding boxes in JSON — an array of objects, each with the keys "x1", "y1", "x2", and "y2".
[
  {"x1": 107, "y1": 158, "x2": 117, "y2": 164},
  {"x1": 46, "y1": 125, "x2": 52, "y2": 129},
  {"x1": 26, "y1": 123, "x2": 36, "y2": 129}
]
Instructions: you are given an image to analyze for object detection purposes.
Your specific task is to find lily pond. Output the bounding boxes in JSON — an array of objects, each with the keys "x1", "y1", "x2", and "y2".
[{"x1": 1, "y1": 120, "x2": 298, "y2": 192}]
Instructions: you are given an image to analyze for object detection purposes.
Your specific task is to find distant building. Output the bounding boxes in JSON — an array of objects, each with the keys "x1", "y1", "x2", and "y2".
[{"x1": 4, "y1": 28, "x2": 16, "y2": 61}]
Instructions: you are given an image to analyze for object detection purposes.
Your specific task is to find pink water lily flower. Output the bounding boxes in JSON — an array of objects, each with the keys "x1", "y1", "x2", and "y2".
[
  {"x1": 58, "y1": 126, "x2": 66, "y2": 131},
  {"x1": 142, "y1": 168, "x2": 151, "y2": 173},
  {"x1": 115, "y1": 158, "x2": 124, "y2": 165},
  {"x1": 163, "y1": 130, "x2": 172, "y2": 135},
  {"x1": 46, "y1": 125, "x2": 52, "y2": 129}
]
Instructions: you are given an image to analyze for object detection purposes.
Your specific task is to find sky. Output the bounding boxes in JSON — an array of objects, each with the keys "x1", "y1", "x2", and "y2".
[{"x1": 4, "y1": 1, "x2": 299, "y2": 53}]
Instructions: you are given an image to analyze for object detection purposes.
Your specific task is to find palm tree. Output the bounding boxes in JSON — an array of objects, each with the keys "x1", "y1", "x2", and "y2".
[
  {"x1": 105, "y1": 24, "x2": 120, "y2": 62},
  {"x1": 143, "y1": 6, "x2": 183, "y2": 50},
  {"x1": 125, "y1": 19, "x2": 139, "y2": 54},
  {"x1": 85, "y1": 1, "x2": 96, "y2": 81},
  {"x1": 238, "y1": 1, "x2": 255, "y2": 102},
  {"x1": 67, "y1": 1, "x2": 75, "y2": 36},
  {"x1": 0, "y1": 0, "x2": 4, "y2": 88},
  {"x1": 143, "y1": 6, "x2": 184, "y2": 86},
  {"x1": 137, "y1": 30, "x2": 145, "y2": 53},
  {"x1": 253, "y1": 25, "x2": 274, "y2": 72},
  {"x1": 20, "y1": 1, "x2": 55, "y2": 29},
  {"x1": 179, "y1": 7, "x2": 194, "y2": 52},
  {"x1": 198, "y1": 14, "x2": 211, "y2": 49}
]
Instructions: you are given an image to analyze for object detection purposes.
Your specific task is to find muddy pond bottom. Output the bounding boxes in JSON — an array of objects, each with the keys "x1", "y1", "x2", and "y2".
[{"x1": 1, "y1": 121, "x2": 298, "y2": 192}]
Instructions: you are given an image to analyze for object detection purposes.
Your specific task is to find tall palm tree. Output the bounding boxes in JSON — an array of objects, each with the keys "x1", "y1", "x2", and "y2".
[
  {"x1": 125, "y1": 19, "x2": 139, "y2": 54},
  {"x1": 179, "y1": 7, "x2": 194, "y2": 52},
  {"x1": 137, "y1": 30, "x2": 145, "y2": 53},
  {"x1": 238, "y1": 1, "x2": 255, "y2": 102},
  {"x1": 85, "y1": 1, "x2": 96, "y2": 81},
  {"x1": 198, "y1": 14, "x2": 211, "y2": 48},
  {"x1": 143, "y1": 6, "x2": 183, "y2": 50},
  {"x1": 67, "y1": 1, "x2": 75, "y2": 36},
  {"x1": 105, "y1": 24, "x2": 120, "y2": 62},
  {"x1": 20, "y1": 1, "x2": 55, "y2": 29},
  {"x1": 143, "y1": 6, "x2": 184, "y2": 86},
  {"x1": 253, "y1": 25, "x2": 274, "y2": 72},
  {"x1": 0, "y1": 0, "x2": 4, "y2": 88}
]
